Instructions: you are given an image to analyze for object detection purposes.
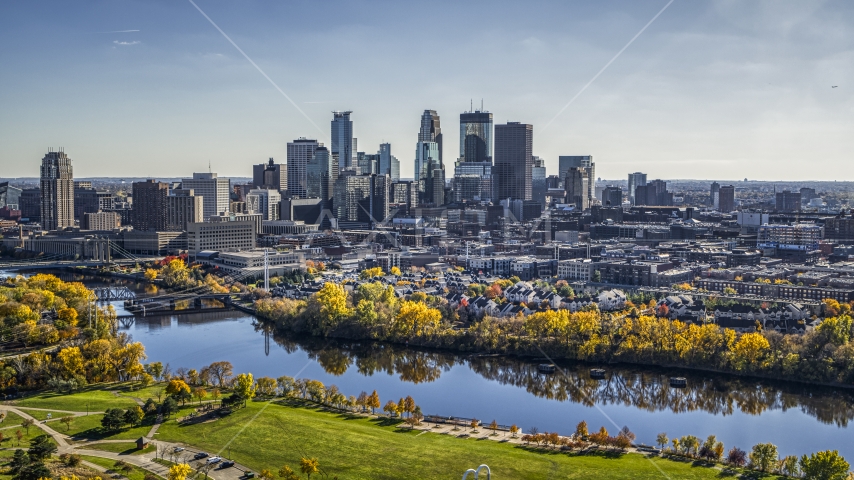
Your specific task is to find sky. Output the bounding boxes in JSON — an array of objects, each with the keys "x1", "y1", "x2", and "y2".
[{"x1": 1, "y1": 0, "x2": 853, "y2": 181}]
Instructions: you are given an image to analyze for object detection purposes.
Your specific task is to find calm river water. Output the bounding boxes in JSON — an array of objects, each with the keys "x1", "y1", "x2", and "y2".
[{"x1": 6, "y1": 269, "x2": 854, "y2": 459}]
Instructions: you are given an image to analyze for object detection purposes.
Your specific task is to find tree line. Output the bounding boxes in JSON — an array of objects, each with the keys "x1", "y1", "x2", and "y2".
[{"x1": 255, "y1": 281, "x2": 854, "y2": 386}]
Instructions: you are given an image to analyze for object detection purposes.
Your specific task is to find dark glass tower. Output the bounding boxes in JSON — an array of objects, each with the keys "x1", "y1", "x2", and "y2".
[
  {"x1": 418, "y1": 110, "x2": 442, "y2": 163},
  {"x1": 459, "y1": 111, "x2": 493, "y2": 163},
  {"x1": 494, "y1": 122, "x2": 533, "y2": 201},
  {"x1": 331, "y1": 111, "x2": 353, "y2": 171}
]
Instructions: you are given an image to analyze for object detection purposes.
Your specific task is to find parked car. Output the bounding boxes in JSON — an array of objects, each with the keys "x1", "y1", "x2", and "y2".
[
  {"x1": 194, "y1": 452, "x2": 209, "y2": 460},
  {"x1": 207, "y1": 457, "x2": 221, "y2": 464},
  {"x1": 174, "y1": 447, "x2": 185, "y2": 453},
  {"x1": 220, "y1": 461, "x2": 235, "y2": 469}
]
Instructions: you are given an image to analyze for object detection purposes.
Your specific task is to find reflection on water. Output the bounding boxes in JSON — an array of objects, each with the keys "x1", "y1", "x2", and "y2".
[{"x1": 262, "y1": 324, "x2": 854, "y2": 427}]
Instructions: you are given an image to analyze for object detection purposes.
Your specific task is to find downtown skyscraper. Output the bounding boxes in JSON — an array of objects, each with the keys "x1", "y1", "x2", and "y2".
[
  {"x1": 418, "y1": 110, "x2": 443, "y2": 163},
  {"x1": 39, "y1": 148, "x2": 75, "y2": 231},
  {"x1": 331, "y1": 111, "x2": 353, "y2": 171},
  {"x1": 287, "y1": 138, "x2": 321, "y2": 198},
  {"x1": 494, "y1": 122, "x2": 533, "y2": 201},
  {"x1": 454, "y1": 109, "x2": 494, "y2": 202}
]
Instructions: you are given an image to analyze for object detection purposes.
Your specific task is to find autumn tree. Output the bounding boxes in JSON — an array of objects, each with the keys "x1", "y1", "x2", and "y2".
[
  {"x1": 194, "y1": 387, "x2": 208, "y2": 405},
  {"x1": 799, "y1": 450, "x2": 849, "y2": 480},
  {"x1": 278, "y1": 465, "x2": 300, "y2": 480},
  {"x1": 368, "y1": 390, "x2": 381, "y2": 414},
  {"x1": 168, "y1": 463, "x2": 193, "y2": 480},
  {"x1": 255, "y1": 376, "x2": 277, "y2": 397},
  {"x1": 299, "y1": 457, "x2": 319, "y2": 479},
  {"x1": 234, "y1": 373, "x2": 257, "y2": 406}
]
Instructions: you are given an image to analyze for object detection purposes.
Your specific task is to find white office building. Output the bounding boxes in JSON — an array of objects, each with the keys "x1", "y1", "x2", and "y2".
[{"x1": 181, "y1": 173, "x2": 230, "y2": 220}]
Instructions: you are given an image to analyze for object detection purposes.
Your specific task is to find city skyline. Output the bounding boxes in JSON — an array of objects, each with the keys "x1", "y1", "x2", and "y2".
[{"x1": 2, "y1": 1, "x2": 853, "y2": 180}]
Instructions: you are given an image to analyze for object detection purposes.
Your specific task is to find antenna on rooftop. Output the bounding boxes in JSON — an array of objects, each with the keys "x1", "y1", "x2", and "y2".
[
  {"x1": 481, "y1": 99, "x2": 483, "y2": 111},
  {"x1": 470, "y1": 99, "x2": 473, "y2": 112},
  {"x1": 208, "y1": 160, "x2": 211, "y2": 173}
]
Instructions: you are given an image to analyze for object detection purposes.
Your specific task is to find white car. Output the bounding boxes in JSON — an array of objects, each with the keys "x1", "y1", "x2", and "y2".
[{"x1": 206, "y1": 457, "x2": 222, "y2": 464}]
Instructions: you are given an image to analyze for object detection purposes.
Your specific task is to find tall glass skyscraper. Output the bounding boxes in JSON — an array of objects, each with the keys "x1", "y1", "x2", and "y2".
[
  {"x1": 418, "y1": 110, "x2": 442, "y2": 163},
  {"x1": 459, "y1": 111, "x2": 493, "y2": 163},
  {"x1": 494, "y1": 122, "x2": 533, "y2": 201},
  {"x1": 331, "y1": 111, "x2": 353, "y2": 171}
]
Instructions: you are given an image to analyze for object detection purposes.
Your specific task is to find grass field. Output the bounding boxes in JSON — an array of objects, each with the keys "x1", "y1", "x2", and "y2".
[
  {"x1": 154, "y1": 400, "x2": 765, "y2": 480},
  {"x1": 78, "y1": 442, "x2": 156, "y2": 456},
  {"x1": 6, "y1": 385, "x2": 790, "y2": 479},
  {"x1": 0, "y1": 410, "x2": 27, "y2": 427},
  {"x1": 79, "y1": 454, "x2": 163, "y2": 480},
  {"x1": 15, "y1": 385, "x2": 138, "y2": 413}
]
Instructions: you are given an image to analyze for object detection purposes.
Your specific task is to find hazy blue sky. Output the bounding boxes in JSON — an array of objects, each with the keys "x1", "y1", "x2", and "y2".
[{"x1": 1, "y1": 0, "x2": 852, "y2": 180}]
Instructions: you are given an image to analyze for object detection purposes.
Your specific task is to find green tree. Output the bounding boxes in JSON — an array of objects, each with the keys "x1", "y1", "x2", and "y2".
[
  {"x1": 800, "y1": 450, "x2": 850, "y2": 480},
  {"x1": 17, "y1": 461, "x2": 51, "y2": 480},
  {"x1": 124, "y1": 405, "x2": 145, "y2": 426},
  {"x1": 145, "y1": 361, "x2": 164, "y2": 381},
  {"x1": 27, "y1": 434, "x2": 56, "y2": 461},
  {"x1": 101, "y1": 408, "x2": 126, "y2": 431},
  {"x1": 161, "y1": 397, "x2": 179, "y2": 417},
  {"x1": 750, "y1": 442, "x2": 779, "y2": 472},
  {"x1": 9, "y1": 449, "x2": 29, "y2": 473}
]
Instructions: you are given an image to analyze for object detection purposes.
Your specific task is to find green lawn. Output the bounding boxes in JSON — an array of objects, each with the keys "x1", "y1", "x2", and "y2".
[
  {"x1": 18, "y1": 409, "x2": 67, "y2": 421},
  {"x1": 3, "y1": 386, "x2": 788, "y2": 480},
  {"x1": 78, "y1": 442, "x2": 156, "y2": 456},
  {"x1": 0, "y1": 410, "x2": 27, "y2": 426},
  {"x1": 61, "y1": 414, "x2": 157, "y2": 441},
  {"x1": 79, "y1": 454, "x2": 163, "y2": 480},
  {"x1": 154, "y1": 400, "x2": 751, "y2": 480},
  {"x1": 15, "y1": 386, "x2": 138, "y2": 413}
]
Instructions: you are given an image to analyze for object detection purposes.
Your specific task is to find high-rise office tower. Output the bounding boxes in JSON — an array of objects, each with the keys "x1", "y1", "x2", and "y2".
[
  {"x1": 565, "y1": 167, "x2": 589, "y2": 209},
  {"x1": 378, "y1": 143, "x2": 400, "y2": 181},
  {"x1": 334, "y1": 172, "x2": 389, "y2": 225},
  {"x1": 131, "y1": 180, "x2": 169, "y2": 231},
  {"x1": 181, "y1": 172, "x2": 230, "y2": 220},
  {"x1": 494, "y1": 122, "x2": 533, "y2": 201},
  {"x1": 166, "y1": 189, "x2": 204, "y2": 231},
  {"x1": 459, "y1": 110, "x2": 493, "y2": 163},
  {"x1": 286, "y1": 138, "x2": 320, "y2": 198},
  {"x1": 453, "y1": 162, "x2": 493, "y2": 203},
  {"x1": 710, "y1": 181, "x2": 721, "y2": 208},
  {"x1": 331, "y1": 111, "x2": 353, "y2": 171},
  {"x1": 253, "y1": 158, "x2": 286, "y2": 192},
  {"x1": 415, "y1": 141, "x2": 444, "y2": 206},
  {"x1": 20, "y1": 188, "x2": 41, "y2": 222},
  {"x1": 419, "y1": 110, "x2": 443, "y2": 163},
  {"x1": 532, "y1": 156, "x2": 547, "y2": 207},
  {"x1": 627, "y1": 172, "x2": 648, "y2": 205},
  {"x1": 246, "y1": 188, "x2": 281, "y2": 221},
  {"x1": 558, "y1": 156, "x2": 595, "y2": 205},
  {"x1": 719, "y1": 185, "x2": 735, "y2": 213},
  {"x1": 306, "y1": 146, "x2": 338, "y2": 208},
  {"x1": 39, "y1": 149, "x2": 75, "y2": 231},
  {"x1": 776, "y1": 190, "x2": 801, "y2": 212},
  {"x1": 601, "y1": 186, "x2": 623, "y2": 207},
  {"x1": 635, "y1": 179, "x2": 673, "y2": 206}
]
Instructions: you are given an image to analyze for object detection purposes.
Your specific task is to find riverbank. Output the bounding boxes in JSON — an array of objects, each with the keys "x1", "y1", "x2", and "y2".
[
  {"x1": 257, "y1": 314, "x2": 854, "y2": 393},
  {"x1": 4, "y1": 384, "x2": 770, "y2": 480}
]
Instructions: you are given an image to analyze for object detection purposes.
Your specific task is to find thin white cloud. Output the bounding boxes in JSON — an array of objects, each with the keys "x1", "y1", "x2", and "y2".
[{"x1": 113, "y1": 40, "x2": 141, "y2": 46}]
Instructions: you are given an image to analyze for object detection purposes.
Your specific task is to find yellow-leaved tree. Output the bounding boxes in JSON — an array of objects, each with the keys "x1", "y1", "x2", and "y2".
[
  {"x1": 394, "y1": 301, "x2": 442, "y2": 338},
  {"x1": 168, "y1": 463, "x2": 192, "y2": 480},
  {"x1": 310, "y1": 282, "x2": 351, "y2": 335},
  {"x1": 729, "y1": 332, "x2": 770, "y2": 372}
]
